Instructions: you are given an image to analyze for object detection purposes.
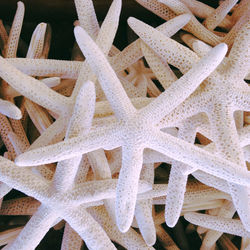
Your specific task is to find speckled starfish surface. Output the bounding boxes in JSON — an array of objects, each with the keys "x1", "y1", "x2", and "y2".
[{"x1": 0, "y1": 0, "x2": 249, "y2": 249}]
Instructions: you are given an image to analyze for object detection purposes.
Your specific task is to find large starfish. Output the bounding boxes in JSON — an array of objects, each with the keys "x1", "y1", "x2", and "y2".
[
  {"x1": 15, "y1": 25, "x2": 250, "y2": 234},
  {"x1": 128, "y1": 16, "x2": 250, "y2": 231}
]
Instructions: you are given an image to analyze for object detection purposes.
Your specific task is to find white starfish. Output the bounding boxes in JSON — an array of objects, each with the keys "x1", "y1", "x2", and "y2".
[
  {"x1": 15, "y1": 24, "x2": 250, "y2": 234},
  {"x1": 128, "y1": 16, "x2": 250, "y2": 231}
]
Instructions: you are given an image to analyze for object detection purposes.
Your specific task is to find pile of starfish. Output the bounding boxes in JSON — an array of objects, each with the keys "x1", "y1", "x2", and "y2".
[{"x1": 0, "y1": 0, "x2": 249, "y2": 249}]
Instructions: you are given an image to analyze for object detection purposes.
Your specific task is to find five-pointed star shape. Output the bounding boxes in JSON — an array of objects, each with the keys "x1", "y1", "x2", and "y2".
[
  {"x1": 15, "y1": 25, "x2": 250, "y2": 233},
  {"x1": 128, "y1": 16, "x2": 250, "y2": 230}
]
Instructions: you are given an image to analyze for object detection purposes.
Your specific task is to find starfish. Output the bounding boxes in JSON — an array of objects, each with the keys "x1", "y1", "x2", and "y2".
[
  {"x1": 0, "y1": 0, "x2": 122, "y2": 153},
  {"x1": 128, "y1": 16, "x2": 250, "y2": 231},
  {"x1": 15, "y1": 24, "x2": 250, "y2": 234},
  {"x1": 0, "y1": 158, "x2": 152, "y2": 249},
  {"x1": 0, "y1": 81, "x2": 155, "y2": 249}
]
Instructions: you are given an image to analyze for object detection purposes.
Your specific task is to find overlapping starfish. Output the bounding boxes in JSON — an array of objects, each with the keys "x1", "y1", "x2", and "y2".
[{"x1": 0, "y1": 0, "x2": 249, "y2": 249}]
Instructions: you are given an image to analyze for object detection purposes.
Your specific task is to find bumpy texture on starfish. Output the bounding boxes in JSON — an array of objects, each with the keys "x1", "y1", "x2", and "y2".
[
  {"x1": 15, "y1": 23, "x2": 250, "y2": 235},
  {"x1": 0, "y1": 0, "x2": 249, "y2": 248}
]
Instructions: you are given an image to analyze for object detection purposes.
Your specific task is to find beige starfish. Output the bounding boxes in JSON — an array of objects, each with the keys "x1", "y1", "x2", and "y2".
[
  {"x1": 128, "y1": 16, "x2": 250, "y2": 231},
  {"x1": 16, "y1": 24, "x2": 250, "y2": 235}
]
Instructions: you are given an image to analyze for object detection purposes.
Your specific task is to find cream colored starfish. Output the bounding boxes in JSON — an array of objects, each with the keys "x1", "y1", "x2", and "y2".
[
  {"x1": 128, "y1": 17, "x2": 250, "y2": 231},
  {"x1": 0, "y1": 0, "x2": 122, "y2": 153},
  {"x1": 0, "y1": 81, "x2": 152, "y2": 249},
  {"x1": 16, "y1": 25, "x2": 250, "y2": 234}
]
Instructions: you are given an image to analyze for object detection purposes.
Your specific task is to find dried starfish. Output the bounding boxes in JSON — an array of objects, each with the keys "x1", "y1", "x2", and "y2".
[
  {"x1": 16, "y1": 25, "x2": 250, "y2": 234},
  {"x1": 128, "y1": 17, "x2": 250, "y2": 231}
]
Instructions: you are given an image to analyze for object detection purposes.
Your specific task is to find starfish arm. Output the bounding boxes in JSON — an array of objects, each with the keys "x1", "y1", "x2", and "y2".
[
  {"x1": 135, "y1": 163, "x2": 156, "y2": 246},
  {"x1": 4, "y1": 1, "x2": 24, "y2": 58},
  {"x1": 207, "y1": 105, "x2": 250, "y2": 230},
  {"x1": 0, "y1": 157, "x2": 50, "y2": 202},
  {"x1": 165, "y1": 122, "x2": 198, "y2": 227},
  {"x1": 181, "y1": 0, "x2": 232, "y2": 30},
  {"x1": 201, "y1": 201, "x2": 236, "y2": 249},
  {"x1": 8, "y1": 132, "x2": 28, "y2": 156},
  {"x1": 0, "y1": 57, "x2": 71, "y2": 115},
  {"x1": 0, "y1": 227, "x2": 25, "y2": 247},
  {"x1": 94, "y1": 0, "x2": 121, "y2": 55},
  {"x1": 223, "y1": 12, "x2": 250, "y2": 48},
  {"x1": 7, "y1": 58, "x2": 81, "y2": 78},
  {"x1": 140, "y1": 41, "x2": 227, "y2": 124},
  {"x1": 67, "y1": 81, "x2": 96, "y2": 138},
  {"x1": 159, "y1": 0, "x2": 223, "y2": 46},
  {"x1": 75, "y1": 26, "x2": 136, "y2": 120},
  {"x1": 203, "y1": 0, "x2": 238, "y2": 31},
  {"x1": 0, "y1": 114, "x2": 17, "y2": 158},
  {"x1": 184, "y1": 181, "x2": 230, "y2": 203},
  {"x1": 62, "y1": 179, "x2": 151, "y2": 207},
  {"x1": 0, "y1": 99, "x2": 22, "y2": 119},
  {"x1": 41, "y1": 77, "x2": 61, "y2": 88},
  {"x1": 89, "y1": 206, "x2": 153, "y2": 249},
  {"x1": 181, "y1": 33, "x2": 211, "y2": 57},
  {"x1": 61, "y1": 223, "x2": 82, "y2": 250},
  {"x1": 116, "y1": 144, "x2": 144, "y2": 232},
  {"x1": 61, "y1": 206, "x2": 116, "y2": 250},
  {"x1": 135, "y1": 0, "x2": 176, "y2": 20},
  {"x1": 226, "y1": 17, "x2": 250, "y2": 79},
  {"x1": 128, "y1": 17, "x2": 199, "y2": 74},
  {"x1": 28, "y1": 116, "x2": 66, "y2": 150},
  {"x1": 234, "y1": 87, "x2": 250, "y2": 111},
  {"x1": 5, "y1": 205, "x2": 58, "y2": 250},
  {"x1": 23, "y1": 99, "x2": 53, "y2": 135},
  {"x1": 148, "y1": 130, "x2": 250, "y2": 186},
  {"x1": 53, "y1": 81, "x2": 96, "y2": 192},
  {"x1": 158, "y1": 93, "x2": 207, "y2": 128},
  {"x1": 143, "y1": 148, "x2": 172, "y2": 164},
  {"x1": 72, "y1": 0, "x2": 122, "y2": 100},
  {"x1": 40, "y1": 23, "x2": 51, "y2": 59},
  {"x1": 184, "y1": 212, "x2": 250, "y2": 238},
  {"x1": 26, "y1": 23, "x2": 47, "y2": 58},
  {"x1": 112, "y1": 14, "x2": 191, "y2": 73},
  {"x1": 0, "y1": 197, "x2": 40, "y2": 216},
  {"x1": 244, "y1": 146, "x2": 250, "y2": 162},
  {"x1": 231, "y1": 0, "x2": 250, "y2": 22},
  {"x1": 87, "y1": 149, "x2": 119, "y2": 224},
  {"x1": 0, "y1": 20, "x2": 8, "y2": 48},
  {"x1": 192, "y1": 171, "x2": 230, "y2": 194},
  {"x1": 238, "y1": 125, "x2": 250, "y2": 147},
  {"x1": 74, "y1": 155, "x2": 91, "y2": 185},
  {"x1": 16, "y1": 124, "x2": 122, "y2": 166},
  {"x1": 74, "y1": 0, "x2": 99, "y2": 39},
  {"x1": 0, "y1": 182, "x2": 12, "y2": 201},
  {"x1": 141, "y1": 41, "x2": 177, "y2": 90}
]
